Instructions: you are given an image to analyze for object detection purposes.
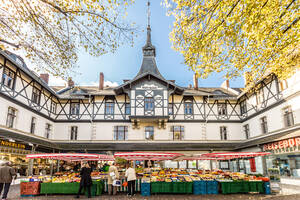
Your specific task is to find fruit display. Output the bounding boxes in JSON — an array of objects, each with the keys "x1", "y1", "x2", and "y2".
[{"x1": 142, "y1": 169, "x2": 269, "y2": 183}]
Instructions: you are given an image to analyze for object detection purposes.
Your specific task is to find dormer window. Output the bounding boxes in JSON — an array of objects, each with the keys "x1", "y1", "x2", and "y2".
[
  {"x1": 184, "y1": 100, "x2": 193, "y2": 115},
  {"x1": 70, "y1": 102, "x2": 80, "y2": 116},
  {"x1": 2, "y1": 67, "x2": 15, "y2": 89},
  {"x1": 145, "y1": 97, "x2": 154, "y2": 111},
  {"x1": 105, "y1": 101, "x2": 114, "y2": 115},
  {"x1": 32, "y1": 86, "x2": 41, "y2": 105},
  {"x1": 217, "y1": 103, "x2": 227, "y2": 116},
  {"x1": 256, "y1": 88, "x2": 264, "y2": 105}
]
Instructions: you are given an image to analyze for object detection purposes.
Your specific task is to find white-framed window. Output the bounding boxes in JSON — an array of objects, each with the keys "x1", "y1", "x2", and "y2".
[
  {"x1": 1, "y1": 67, "x2": 15, "y2": 89},
  {"x1": 30, "y1": 117, "x2": 36, "y2": 134},
  {"x1": 145, "y1": 97, "x2": 154, "y2": 111},
  {"x1": 145, "y1": 126, "x2": 154, "y2": 140},
  {"x1": 283, "y1": 106, "x2": 294, "y2": 127},
  {"x1": 243, "y1": 124, "x2": 250, "y2": 139},
  {"x1": 220, "y1": 126, "x2": 227, "y2": 140},
  {"x1": 50, "y1": 101, "x2": 57, "y2": 114},
  {"x1": 70, "y1": 126, "x2": 78, "y2": 140},
  {"x1": 32, "y1": 86, "x2": 41, "y2": 105},
  {"x1": 45, "y1": 123, "x2": 51, "y2": 139},
  {"x1": 256, "y1": 88, "x2": 264, "y2": 105},
  {"x1": 217, "y1": 103, "x2": 227, "y2": 115},
  {"x1": 184, "y1": 101, "x2": 193, "y2": 115},
  {"x1": 105, "y1": 101, "x2": 114, "y2": 115},
  {"x1": 279, "y1": 79, "x2": 288, "y2": 91},
  {"x1": 171, "y1": 126, "x2": 184, "y2": 141},
  {"x1": 168, "y1": 103, "x2": 173, "y2": 115},
  {"x1": 6, "y1": 107, "x2": 17, "y2": 128},
  {"x1": 70, "y1": 102, "x2": 80, "y2": 116},
  {"x1": 125, "y1": 103, "x2": 131, "y2": 115},
  {"x1": 260, "y1": 116, "x2": 268, "y2": 134},
  {"x1": 240, "y1": 100, "x2": 247, "y2": 115},
  {"x1": 114, "y1": 126, "x2": 128, "y2": 141}
]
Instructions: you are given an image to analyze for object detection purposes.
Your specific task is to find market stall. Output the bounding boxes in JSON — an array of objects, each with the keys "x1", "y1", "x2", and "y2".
[
  {"x1": 117, "y1": 151, "x2": 272, "y2": 196},
  {"x1": 22, "y1": 153, "x2": 114, "y2": 197}
]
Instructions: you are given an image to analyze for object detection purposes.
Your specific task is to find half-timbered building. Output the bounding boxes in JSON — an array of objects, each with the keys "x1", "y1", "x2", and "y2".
[{"x1": 0, "y1": 23, "x2": 299, "y2": 175}]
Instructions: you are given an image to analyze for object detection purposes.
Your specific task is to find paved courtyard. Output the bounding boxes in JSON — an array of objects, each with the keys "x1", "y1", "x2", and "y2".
[{"x1": 3, "y1": 183, "x2": 300, "y2": 200}]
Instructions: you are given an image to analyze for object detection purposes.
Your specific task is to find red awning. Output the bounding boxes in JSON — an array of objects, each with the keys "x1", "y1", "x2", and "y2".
[
  {"x1": 114, "y1": 152, "x2": 183, "y2": 161},
  {"x1": 26, "y1": 153, "x2": 114, "y2": 161},
  {"x1": 199, "y1": 152, "x2": 271, "y2": 160}
]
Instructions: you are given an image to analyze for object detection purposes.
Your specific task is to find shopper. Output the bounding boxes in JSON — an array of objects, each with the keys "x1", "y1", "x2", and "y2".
[
  {"x1": 108, "y1": 162, "x2": 119, "y2": 195},
  {"x1": 0, "y1": 161, "x2": 16, "y2": 200},
  {"x1": 125, "y1": 163, "x2": 137, "y2": 197},
  {"x1": 75, "y1": 162, "x2": 92, "y2": 198}
]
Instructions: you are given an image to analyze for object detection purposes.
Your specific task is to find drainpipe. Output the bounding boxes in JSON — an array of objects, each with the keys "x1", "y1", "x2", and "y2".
[{"x1": 89, "y1": 94, "x2": 93, "y2": 140}]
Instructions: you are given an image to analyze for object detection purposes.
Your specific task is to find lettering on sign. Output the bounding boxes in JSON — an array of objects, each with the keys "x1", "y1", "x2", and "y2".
[
  {"x1": 0, "y1": 140, "x2": 25, "y2": 149},
  {"x1": 263, "y1": 137, "x2": 300, "y2": 152}
]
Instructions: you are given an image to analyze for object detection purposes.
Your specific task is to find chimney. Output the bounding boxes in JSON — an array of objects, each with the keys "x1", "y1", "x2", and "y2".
[
  {"x1": 68, "y1": 77, "x2": 74, "y2": 87},
  {"x1": 99, "y1": 72, "x2": 104, "y2": 90},
  {"x1": 193, "y1": 74, "x2": 198, "y2": 89},
  {"x1": 40, "y1": 73, "x2": 49, "y2": 84},
  {"x1": 221, "y1": 79, "x2": 230, "y2": 89}
]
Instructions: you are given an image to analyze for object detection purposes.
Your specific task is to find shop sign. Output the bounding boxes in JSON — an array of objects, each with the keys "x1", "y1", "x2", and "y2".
[
  {"x1": 0, "y1": 140, "x2": 25, "y2": 149},
  {"x1": 263, "y1": 137, "x2": 300, "y2": 151}
]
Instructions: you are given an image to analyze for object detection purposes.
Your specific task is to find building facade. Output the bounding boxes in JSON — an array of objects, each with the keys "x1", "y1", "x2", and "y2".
[{"x1": 0, "y1": 25, "x2": 299, "y2": 176}]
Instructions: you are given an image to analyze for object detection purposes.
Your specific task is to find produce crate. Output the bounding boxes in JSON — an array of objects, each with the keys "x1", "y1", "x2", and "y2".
[
  {"x1": 206, "y1": 181, "x2": 218, "y2": 194},
  {"x1": 173, "y1": 182, "x2": 185, "y2": 193},
  {"x1": 193, "y1": 181, "x2": 207, "y2": 195},
  {"x1": 40, "y1": 181, "x2": 100, "y2": 197},
  {"x1": 264, "y1": 182, "x2": 271, "y2": 195},
  {"x1": 141, "y1": 183, "x2": 151, "y2": 196},
  {"x1": 151, "y1": 182, "x2": 161, "y2": 193},
  {"x1": 162, "y1": 182, "x2": 173, "y2": 193},
  {"x1": 248, "y1": 181, "x2": 264, "y2": 193},
  {"x1": 220, "y1": 182, "x2": 231, "y2": 194},
  {"x1": 20, "y1": 182, "x2": 40, "y2": 196}
]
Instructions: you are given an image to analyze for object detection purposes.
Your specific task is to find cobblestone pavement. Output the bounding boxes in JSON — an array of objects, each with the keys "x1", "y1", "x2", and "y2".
[{"x1": 3, "y1": 184, "x2": 300, "y2": 200}]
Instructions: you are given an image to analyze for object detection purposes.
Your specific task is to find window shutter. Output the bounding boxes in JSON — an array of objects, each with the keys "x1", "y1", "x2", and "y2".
[
  {"x1": 220, "y1": 127, "x2": 223, "y2": 140},
  {"x1": 113, "y1": 126, "x2": 116, "y2": 140},
  {"x1": 125, "y1": 126, "x2": 128, "y2": 140},
  {"x1": 68, "y1": 126, "x2": 71, "y2": 140}
]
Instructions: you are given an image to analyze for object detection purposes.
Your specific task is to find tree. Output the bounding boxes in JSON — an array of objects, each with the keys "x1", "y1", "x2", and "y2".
[
  {"x1": 164, "y1": 0, "x2": 300, "y2": 84},
  {"x1": 0, "y1": 0, "x2": 136, "y2": 78}
]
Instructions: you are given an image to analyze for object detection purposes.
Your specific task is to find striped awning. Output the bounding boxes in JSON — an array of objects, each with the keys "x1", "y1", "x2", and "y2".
[
  {"x1": 114, "y1": 152, "x2": 183, "y2": 161},
  {"x1": 199, "y1": 152, "x2": 271, "y2": 160},
  {"x1": 26, "y1": 153, "x2": 114, "y2": 161}
]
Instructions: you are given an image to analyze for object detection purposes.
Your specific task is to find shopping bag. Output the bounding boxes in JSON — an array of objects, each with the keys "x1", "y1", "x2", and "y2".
[
  {"x1": 122, "y1": 181, "x2": 128, "y2": 187},
  {"x1": 113, "y1": 179, "x2": 121, "y2": 187}
]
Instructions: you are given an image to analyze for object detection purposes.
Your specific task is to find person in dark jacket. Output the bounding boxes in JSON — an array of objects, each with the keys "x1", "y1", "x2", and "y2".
[
  {"x1": 75, "y1": 162, "x2": 92, "y2": 198},
  {"x1": 0, "y1": 161, "x2": 16, "y2": 200}
]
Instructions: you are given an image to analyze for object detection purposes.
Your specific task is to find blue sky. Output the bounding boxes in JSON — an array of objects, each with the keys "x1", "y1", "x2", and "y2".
[{"x1": 51, "y1": 0, "x2": 244, "y2": 88}]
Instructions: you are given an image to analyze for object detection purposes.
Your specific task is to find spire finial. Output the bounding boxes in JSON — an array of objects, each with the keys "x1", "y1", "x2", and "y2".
[
  {"x1": 147, "y1": 0, "x2": 150, "y2": 28},
  {"x1": 146, "y1": 0, "x2": 151, "y2": 45}
]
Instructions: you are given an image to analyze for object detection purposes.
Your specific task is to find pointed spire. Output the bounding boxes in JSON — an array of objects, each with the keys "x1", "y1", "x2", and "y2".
[
  {"x1": 135, "y1": 0, "x2": 163, "y2": 79},
  {"x1": 143, "y1": 0, "x2": 155, "y2": 57},
  {"x1": 146, "y1": 0, "x2": 151, "y2": 45}
]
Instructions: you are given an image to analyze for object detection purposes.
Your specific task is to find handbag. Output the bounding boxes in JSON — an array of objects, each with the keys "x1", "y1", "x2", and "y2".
[
  {"x1": 113, "y1": 179, "x2": 121, "y2": 187},
  {"x1": 122, "y1": 181, "x2": 128, "y2": 187}
]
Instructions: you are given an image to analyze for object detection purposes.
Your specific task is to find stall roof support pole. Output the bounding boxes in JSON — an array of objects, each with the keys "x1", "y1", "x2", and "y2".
[{"x1": 28, "y1": 145, "x2": 37, "y2": 176}]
